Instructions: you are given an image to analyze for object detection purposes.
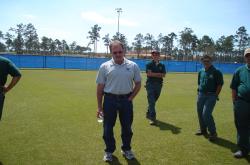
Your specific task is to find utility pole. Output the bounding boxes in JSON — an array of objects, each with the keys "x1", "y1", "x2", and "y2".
[{"x1": 115, "y1": 8, "x2": 122, "y2": 38}]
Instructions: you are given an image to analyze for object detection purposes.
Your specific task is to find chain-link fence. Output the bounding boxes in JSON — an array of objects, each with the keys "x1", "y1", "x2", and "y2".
[{"x1": 1, "y1": 54, "x2": 244, "y2": 74}]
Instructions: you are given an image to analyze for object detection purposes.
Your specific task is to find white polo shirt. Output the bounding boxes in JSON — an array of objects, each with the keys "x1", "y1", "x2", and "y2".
[{"x1": 96, "y1": 58, "x2": 141, "y2": 95}]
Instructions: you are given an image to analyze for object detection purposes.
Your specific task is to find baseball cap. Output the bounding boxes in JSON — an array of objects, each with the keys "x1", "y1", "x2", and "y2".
[{"x1": 244, "y1": 48, "x2": 250, "y2": 57}]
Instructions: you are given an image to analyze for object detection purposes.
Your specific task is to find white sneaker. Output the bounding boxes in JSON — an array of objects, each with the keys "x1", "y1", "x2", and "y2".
[
  {"x1": 103, "y1": 152, "x2": 112, "y2": 162},
  {"x1": 121, "y1": 150, "x2": 135, "y2": 160}
]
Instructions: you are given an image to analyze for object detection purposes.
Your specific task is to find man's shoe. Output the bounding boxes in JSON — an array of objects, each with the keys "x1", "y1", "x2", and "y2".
[
  {"x1": 208, "y1": 133, "x2": 217, "y2": 141},
  {"x1": 195, "y1": 129, "x2": 208, "y2": 136},
  {"x1": 103, "y1": 152, "x2": 113, "y2": 162},
  {"x1": 149, "y1": 119, "x2": 157, "y2": 125},
  {"x1": 121, "y1": 150, "x2": 135, "y2": 160},
  {"x1": 234, "y1": 150, "x2": 248, "y2": 158}
]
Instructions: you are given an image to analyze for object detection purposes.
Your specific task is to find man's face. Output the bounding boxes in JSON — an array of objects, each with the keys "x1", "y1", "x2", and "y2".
[
  {"x1": 152, "y1": 52, "x2": 160, "y2": 61},
  {"x1": 202, "y1": 58, "x2": 212, "y2": 68},
  {"x1": 111, "y1": 44, "x2": 124, "y2": 64},
  {"x1": 245, "y1": 54, "x2": 250, "y2": 65}
]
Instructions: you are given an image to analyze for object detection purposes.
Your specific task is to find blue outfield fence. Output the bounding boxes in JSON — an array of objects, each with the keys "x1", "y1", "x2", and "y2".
[{"x1": 0, "y1": 54, "x2": 244, "y2": 74}]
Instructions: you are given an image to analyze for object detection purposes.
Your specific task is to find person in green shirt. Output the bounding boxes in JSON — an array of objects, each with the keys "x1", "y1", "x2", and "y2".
[
  {"x1": 230, "y1": 48, "x2": 250, "y2": 158},
  {"x1": 195, "y1": 55, "x2": 224, "y2": 141},
  {"x1": 145, "y1": 50, "x2": 166, "y2": 125},
  {"x1": 0, "y1": 56, "x2": 21, "y2": 120}
]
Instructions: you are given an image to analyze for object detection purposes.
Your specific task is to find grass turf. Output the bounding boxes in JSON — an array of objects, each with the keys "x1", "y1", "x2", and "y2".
[{"x1": 0, "y1": 70, "x2": 249, "y2": 165}]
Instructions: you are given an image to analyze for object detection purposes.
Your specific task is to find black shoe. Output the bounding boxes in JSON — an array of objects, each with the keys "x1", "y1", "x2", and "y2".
[
  {"x1": 195, "y1": 130, "x2": 208, "y2": 136},
  {"x1": 234, "y1": 150, "x2": 248, "y2": 158},
  {"x1": 208, "y1": 133, "x2": 218, "y2": 141}
]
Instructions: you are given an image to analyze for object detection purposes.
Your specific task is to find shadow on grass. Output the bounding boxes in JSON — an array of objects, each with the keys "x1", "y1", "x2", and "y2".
[
  {"x1": 124, "y1": 157, "x2": 141, "y2": 165},
  {"x1": 245, "y1": 155, "x2": 250, "y2": 163},
  {"x1": 0, "y1": 161, "x2": 3, "y2": 165},
  {"x1": 210, "y1": 137, "x2": 237, "y2": 152},
  {"x1": 211, "y1": 137, "x2": 250, "y2": 163},
  {"x1": 154, "y1": 120, "x2": 181, "y2": 134},
  {"x1": 106, "y1": 156, "x2": 141, "y2": 165},
  {"x1": 107, "y1": 155, "x2": 122, "y2": 165}
]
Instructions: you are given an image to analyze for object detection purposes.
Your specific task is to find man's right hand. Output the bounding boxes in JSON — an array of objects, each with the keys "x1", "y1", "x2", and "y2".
[
  {"x1": 97, "y1": 108, "x2": 103, "y2": 118},
  {"x1": 3, "y1": 86, "x2": 10, "y2": 94}
]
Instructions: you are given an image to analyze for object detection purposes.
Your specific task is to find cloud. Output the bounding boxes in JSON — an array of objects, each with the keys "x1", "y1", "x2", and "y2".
[
  {"x1": 22, "y1": 14, "x2": 37, "y2": 21},
  {"x1": 81, "y1": 11, "x2": 138, "y2": 27},
  {"x1": 39, "y1": 27, "x2": 72, "y2": 40}
]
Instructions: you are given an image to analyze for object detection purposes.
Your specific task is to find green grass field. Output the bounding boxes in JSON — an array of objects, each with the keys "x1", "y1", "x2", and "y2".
[{"x1": 0, "y1": 70, "x2": 249, "y2": 165}]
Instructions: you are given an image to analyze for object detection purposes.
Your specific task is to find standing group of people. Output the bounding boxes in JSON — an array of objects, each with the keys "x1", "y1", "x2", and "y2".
[
  {"x1": 0, "y1": 40, "x2": 249, "y2": 162},
  {"x1": 96, "y1": 40, "x2": 250, "y2": 162},
  {"x1": 195, "y1": 48, "x2": 250, "y2": 159}
]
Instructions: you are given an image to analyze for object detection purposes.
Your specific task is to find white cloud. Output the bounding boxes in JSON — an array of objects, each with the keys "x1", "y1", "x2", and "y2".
[
  {"x1": 22, "y1": 14, "x2": 37, "y2": 21},
  {"x1": 38, "y1": 27, "x2": 72, "y2": 40},
  {"x1": 81, "y1": 11, "x2": 138, "y2": 27}
]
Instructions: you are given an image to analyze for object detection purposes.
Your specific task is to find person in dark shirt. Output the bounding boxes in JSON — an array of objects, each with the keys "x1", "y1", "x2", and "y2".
[
  {"x1": 0, "y1": 56, "x2": 21, "y2": 120},
  {"x1": 230, "y1": 48, "x2": 250, "y2": 158},
  {"x1": 195, "y1": 55, "x2": 224, "y2": 141},
  {"x1": 145, "y1": 50, "x2": 166, "y2": 125}
]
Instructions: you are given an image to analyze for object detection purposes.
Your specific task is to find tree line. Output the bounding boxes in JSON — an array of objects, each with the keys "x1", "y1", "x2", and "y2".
[{"x1": 0, "y1": 23, "x2": 249, "y2": 62}]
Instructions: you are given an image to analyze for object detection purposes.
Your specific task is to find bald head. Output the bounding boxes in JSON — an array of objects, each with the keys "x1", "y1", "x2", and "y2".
[{"x1": 109, "y1": 40, "x2": 124, "y2": 53}]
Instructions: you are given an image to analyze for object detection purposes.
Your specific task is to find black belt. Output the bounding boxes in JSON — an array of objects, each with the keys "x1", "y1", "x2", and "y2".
[
  {"x1": 104, "y1": 92, "x2": 131, "y2": 99},
  {"x1": 238, "y1": 97, "x2": 250, "y2": 103},
  {"x1": 200, "y1": 92, "x2": 216, "y2": 95}
]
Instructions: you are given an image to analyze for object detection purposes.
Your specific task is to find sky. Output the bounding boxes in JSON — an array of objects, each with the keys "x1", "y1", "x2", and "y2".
[{"x1": 1, "y1": 0, "x2": 250, "y2": 52}]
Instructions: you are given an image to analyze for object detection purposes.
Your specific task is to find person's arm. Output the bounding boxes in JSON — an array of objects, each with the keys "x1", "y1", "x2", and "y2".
[
  {"x1": 3, "y1": 76, "x2": 21, "y2": 94},
  {"x1": 197, "y1": 71, "x2": 200, "y2": 94},
  {"x1": 147, "y1": 63, "x2": 166, "y2": 78},
  {"x1": 96, "y1": 83, "x2": 105, "y2": 117},
  {"x1": 215, "y1": 70, "x2": 224, "y2": 100},
  {"x1": 215, "y1": 85, "x2": 222, "y2": 98},
  {"x1": 147, "y1": 70, "x2": 165, "y2": 78},
  {"x1": 128, "y1": 81, "x2": 141, "y2": 101},
  {"x1": 230, "y1": 69, "x2": 239, "y2": 102},
  {"x1": 232, "y1": 89, "x2": 237, "y2": 102}
]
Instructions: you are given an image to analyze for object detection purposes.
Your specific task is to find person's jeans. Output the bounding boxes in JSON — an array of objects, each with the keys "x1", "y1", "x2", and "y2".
[
  {"x1": 146, "y1": 82, "x2": 162, "y2": 120},
  {"x1": 0, "y1": 92, "x2": 5, "y2": 120},
  {"x1": 197, "y1": 93, "x2": 217, "y2": 134},
  {"x1": 234, "y1": 99, "x2": 250, "y2": 153},
  {"x1": 102, "y1": 95, "x2": 133, "y2": 153}
]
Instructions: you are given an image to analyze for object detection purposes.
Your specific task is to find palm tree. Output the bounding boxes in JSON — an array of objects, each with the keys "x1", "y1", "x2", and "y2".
[
  {"x1": 132, "y1": 33, "x2": 144, "y2": 58},
  {"x1": 23, "y1": 23, "x2": 39, "y2": 53},
  {"x1": 144, "y1": 33, "x2": 154, "y2": 54},
  {"x1": 102, "y1": 34, "x2": 110, "y2": 54},
  {"x1": 235, "y1": 26, "x2": 248, "y2": 54},
  {"x1": 161, "y1": 35, "x2": 171, "y2": 59},
  {"x1": 10, "y1": 23, "x2": 26, "y2": 54},
  {"x1": 4, "y1": 32, "x2": 14, "y2": 51},
  {"x1": 112, "y1": 32, "x2": 128, "y2": 51},
  {"x1": 168, "y1": 32, "x2": 177, "y2": 56},
  {"x1": 87, "y1": 24, "x2": 101, "y2": 53},
  {"x1": 179, "y1": 27, "x2": 194, "y2": 60}
]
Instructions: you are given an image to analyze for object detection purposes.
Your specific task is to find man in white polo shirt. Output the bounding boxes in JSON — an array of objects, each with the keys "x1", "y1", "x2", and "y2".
[{"x1": 96, "y1": 40, "x2": 141, "y2": 162}]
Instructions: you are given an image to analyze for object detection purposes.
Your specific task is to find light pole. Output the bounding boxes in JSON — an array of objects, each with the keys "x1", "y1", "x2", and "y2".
[{"x1": 115, "y1": 8, "x2": 122, "y2": 38}]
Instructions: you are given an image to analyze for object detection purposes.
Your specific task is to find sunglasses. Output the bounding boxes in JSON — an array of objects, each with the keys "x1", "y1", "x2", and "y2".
[{"x1": 113, "y1": 51, "x2": 123, "y2": 55}]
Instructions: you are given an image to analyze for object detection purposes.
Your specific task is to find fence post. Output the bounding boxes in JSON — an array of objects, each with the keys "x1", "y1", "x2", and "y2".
[
  {"x1": 64, "y1": 56, "x2": 66, "y2": 69},
  {"x1": 18, "y1": 54, "x2": 21, "y2": 68}
]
